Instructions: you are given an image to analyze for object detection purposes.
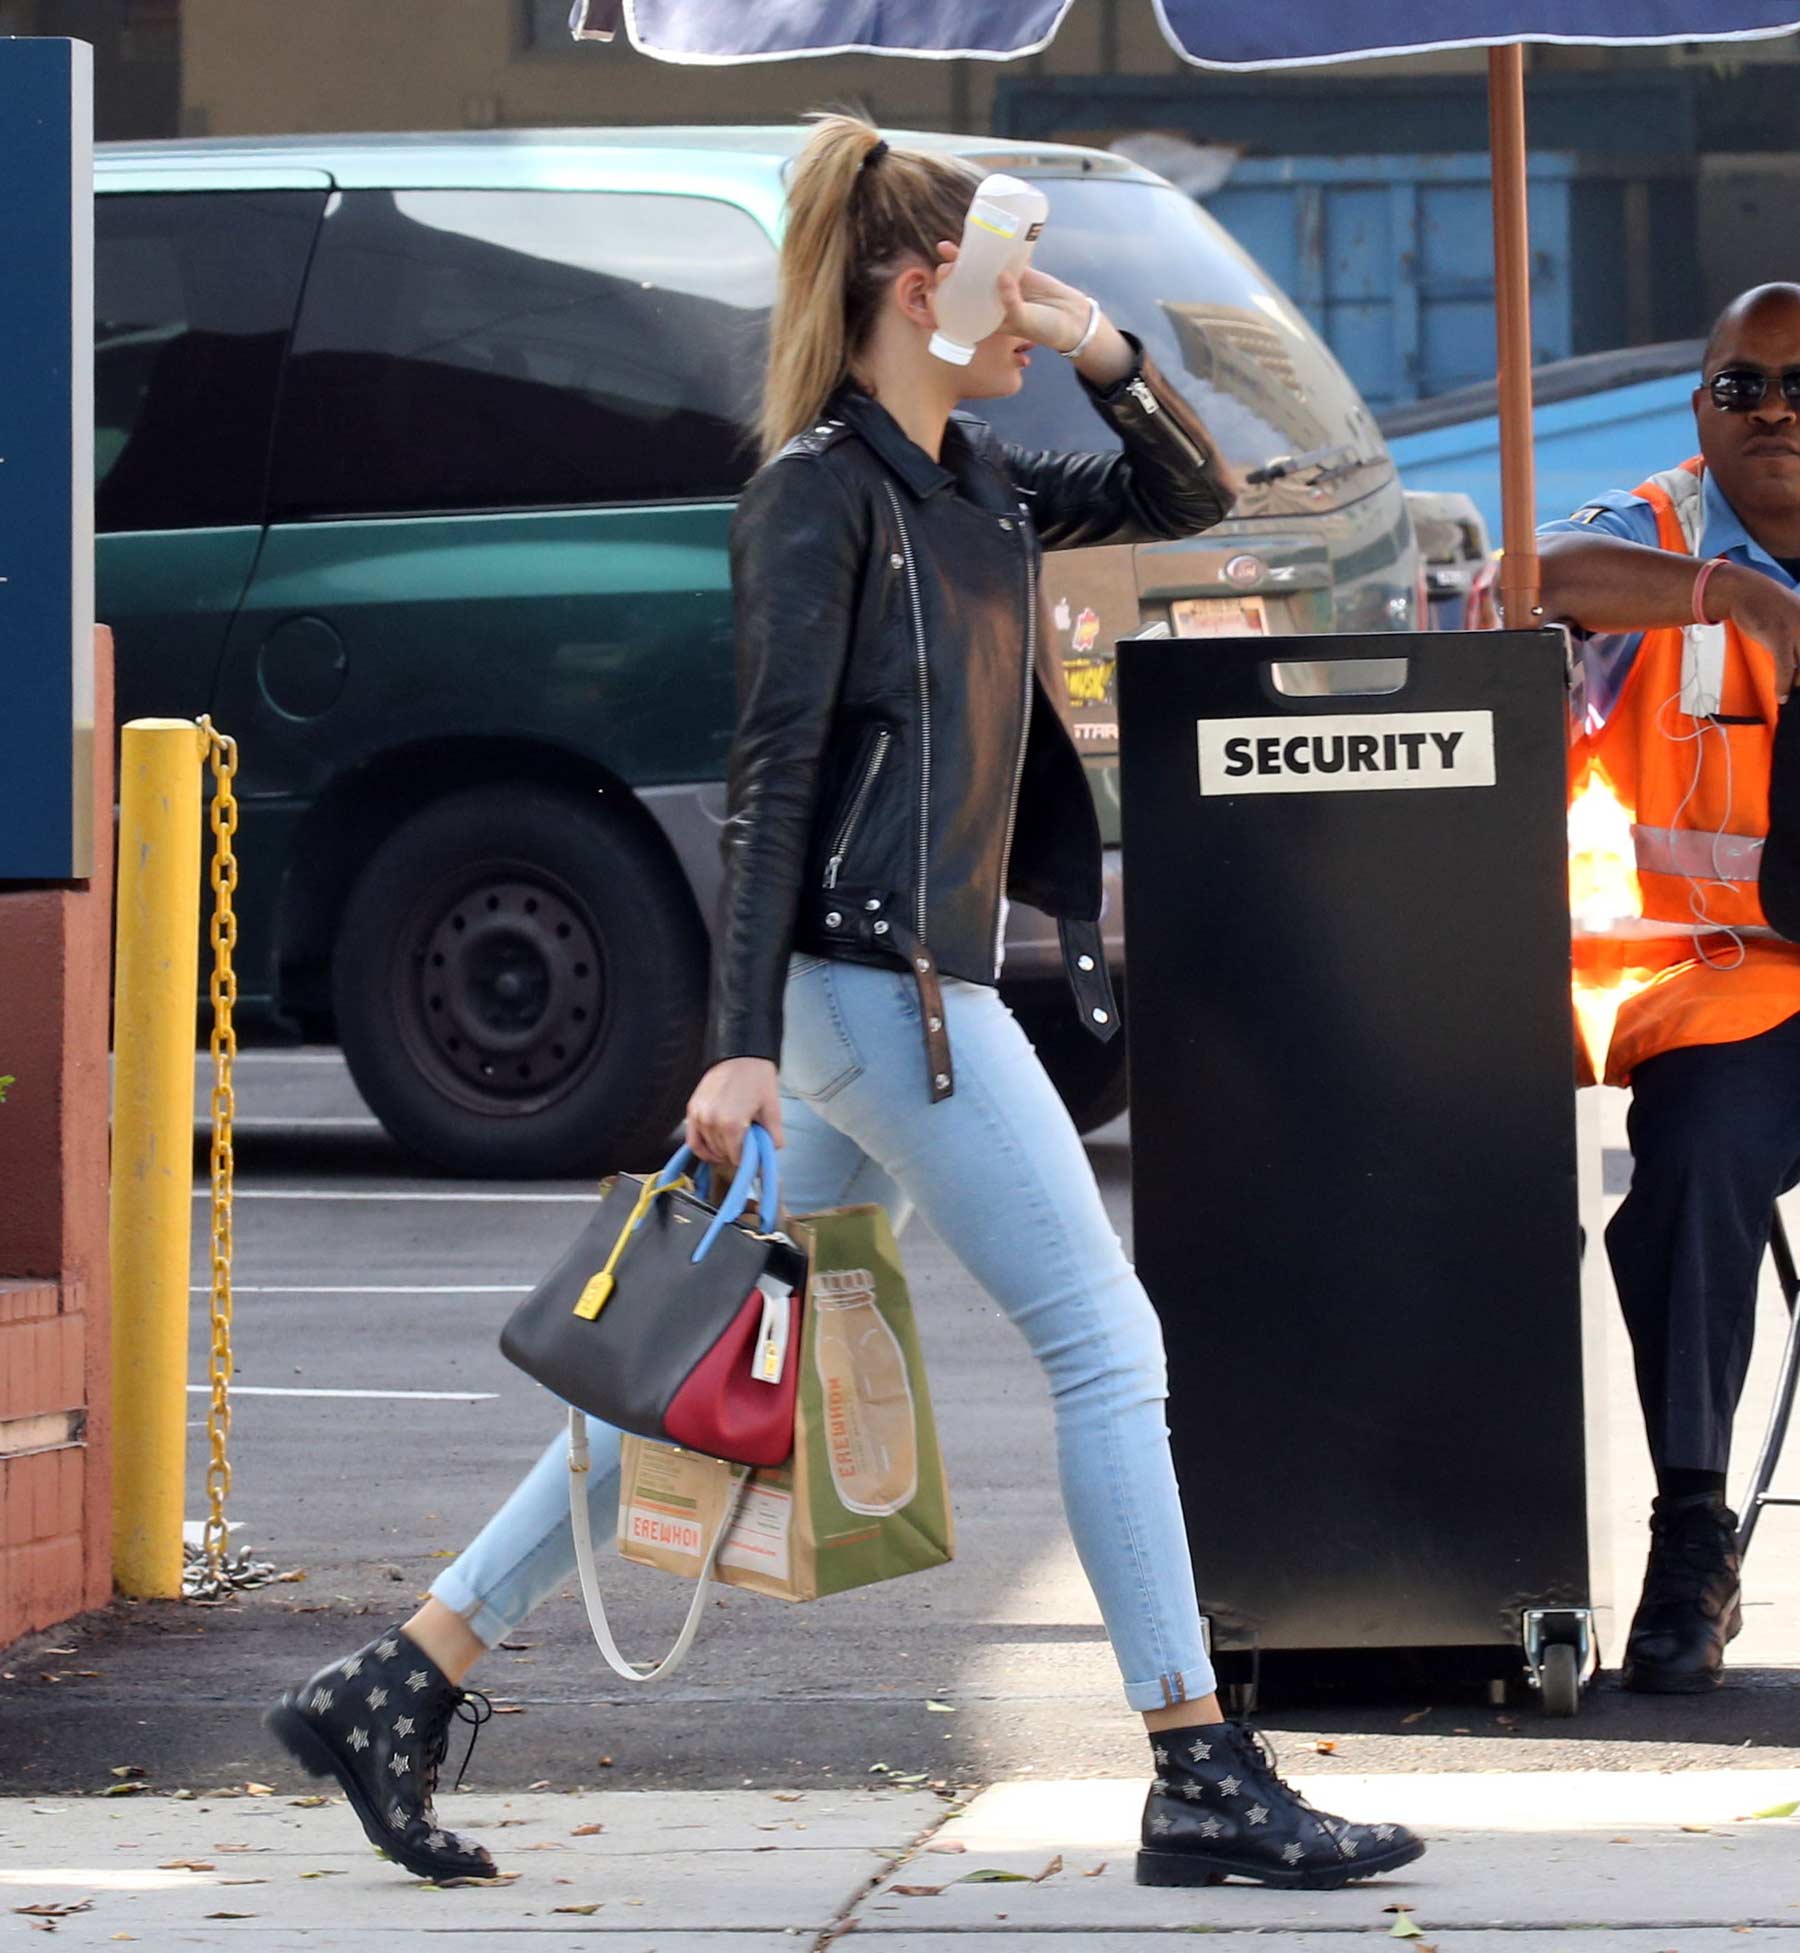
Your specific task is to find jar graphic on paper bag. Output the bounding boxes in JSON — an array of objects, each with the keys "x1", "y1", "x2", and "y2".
[{"x1": 812, "y1": 1266, "x2": 917, "y2": 1515}]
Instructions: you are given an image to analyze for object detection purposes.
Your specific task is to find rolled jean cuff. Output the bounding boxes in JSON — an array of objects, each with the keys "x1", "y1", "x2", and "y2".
[
  {"x1": 426, "y1": 1567, "x2": 516, "y2": 1653},
  {"x1": 1122, "y1": 1660, "x2": 1218, "y2": 1715}
]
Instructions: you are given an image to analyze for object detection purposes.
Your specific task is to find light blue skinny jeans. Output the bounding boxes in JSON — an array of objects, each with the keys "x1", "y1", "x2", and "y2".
[{"x1": 431, "y1": 953, "x2": 1217, "y2": 1712}]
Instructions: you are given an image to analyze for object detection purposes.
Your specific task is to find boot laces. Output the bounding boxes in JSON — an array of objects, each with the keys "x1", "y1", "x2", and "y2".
[
  {"x1": 1242, "y1": 1727, "x2": 1323, "y2": 1817},
  {"x1": 420, "y1": 1687, "x2": 494, "y2": 1804},
  {"x1": 1643, "y1": 1507, "x2": 1735, "y2": 1606}
]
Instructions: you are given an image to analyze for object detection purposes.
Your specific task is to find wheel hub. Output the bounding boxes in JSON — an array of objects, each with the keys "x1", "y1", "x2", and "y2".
[{"x1": 414, "y1": 877, "x2": 603, "y2": 1100}]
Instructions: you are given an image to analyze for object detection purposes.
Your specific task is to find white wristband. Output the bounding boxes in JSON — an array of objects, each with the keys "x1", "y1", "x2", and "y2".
[{"x1": 1061, "y1": 296, "x2": 1102, "y2": 361}]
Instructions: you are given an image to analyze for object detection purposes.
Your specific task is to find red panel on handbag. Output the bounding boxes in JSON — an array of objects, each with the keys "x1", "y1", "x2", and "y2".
[{"x1": 663, "y1": 1283, "x2": 801, "y2": 1468}]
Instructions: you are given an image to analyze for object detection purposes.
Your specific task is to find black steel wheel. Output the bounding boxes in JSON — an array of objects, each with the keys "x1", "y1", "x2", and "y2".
[
  {"x1": 332, "y1": 784, "x2": 705, "y2": 1177},
  {"x1": 1539, "y1": 1641, "x2": 1581, "y2": 1718}
]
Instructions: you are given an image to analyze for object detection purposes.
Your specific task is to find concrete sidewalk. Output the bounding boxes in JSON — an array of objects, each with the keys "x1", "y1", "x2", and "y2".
[{"x1": 5, "y1": 1769, "x2": 1799, "y2": 1948}]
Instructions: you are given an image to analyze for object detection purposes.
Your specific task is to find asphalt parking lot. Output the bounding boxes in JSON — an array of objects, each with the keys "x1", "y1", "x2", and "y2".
[{"x1": 2, "y1": 1054, "x2": 1797, "y2": 1795}]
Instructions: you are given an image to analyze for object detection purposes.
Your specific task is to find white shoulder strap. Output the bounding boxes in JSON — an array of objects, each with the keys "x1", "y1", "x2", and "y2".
[
  {"x1": 566, "y1": 1408, "x2": 749, "y2": 1686},
  {"x1": 1644, "y1": 465, "x2": 1724, "y2": 718}
]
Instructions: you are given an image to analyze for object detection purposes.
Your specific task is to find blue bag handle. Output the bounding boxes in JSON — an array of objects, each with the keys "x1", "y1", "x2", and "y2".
[{"x1": 689, "y1": 1123, "x2": 781, "y2": 1262}]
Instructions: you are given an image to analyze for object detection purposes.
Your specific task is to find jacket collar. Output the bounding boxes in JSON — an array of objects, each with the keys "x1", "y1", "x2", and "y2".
[
  {"x1": 1700, "y1": 465, "x2": 1800, "y2": 586},
  {"x1": 830, "y1": 383, "x2": 955, "y2": 500}
]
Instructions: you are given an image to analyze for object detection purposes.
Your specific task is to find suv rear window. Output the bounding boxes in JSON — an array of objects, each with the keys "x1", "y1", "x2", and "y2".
[
  {"x1": 271, "y1": 189, "x2": 774, "y2": 518},
  {"x1": 96, "y1": 190, "x2": 323, "y2": 533},
  {"x1": 977, "y1": 178, "x2": 1389, "y2": 515}
]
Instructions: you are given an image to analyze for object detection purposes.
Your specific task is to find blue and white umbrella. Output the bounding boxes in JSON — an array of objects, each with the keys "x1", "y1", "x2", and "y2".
[
  {"x1": 569, "y1": 1, "x2": 1800, "y2": 65},
  {"x1": 569, "y1": 0, "x2": 1800, "y2": 606}
]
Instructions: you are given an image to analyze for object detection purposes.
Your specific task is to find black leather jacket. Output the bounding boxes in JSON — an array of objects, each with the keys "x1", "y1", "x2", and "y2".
[{"x1": 706, "y1": 340, "x2": 1234, "y2": 1101}]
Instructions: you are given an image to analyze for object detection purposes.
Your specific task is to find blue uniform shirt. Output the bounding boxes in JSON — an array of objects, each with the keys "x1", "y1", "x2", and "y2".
[{"x1": 1539, "y1": 470, "x2": 1800, "y2": 730}]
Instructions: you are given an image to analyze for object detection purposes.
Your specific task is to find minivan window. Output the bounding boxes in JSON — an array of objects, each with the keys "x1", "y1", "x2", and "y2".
[
  {"x1": 96, "y1": 190, "x2": 323, "y2": 533},
  {"x1": 272, "y1": 190, "x2": 774, "y2": 518},
  {"x1": 978, "y1": 179, "x2": 1389, "y2": 516}
]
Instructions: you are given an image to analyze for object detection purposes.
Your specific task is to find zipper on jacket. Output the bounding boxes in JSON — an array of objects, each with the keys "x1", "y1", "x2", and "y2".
[
  {"x1": 1127, "y1": 375, "x2": 1159, "y2": 416},
  {"x1": 882, "y1": 481, "x2": 932, "y2": 944},
  {"x1": 824, "y1": 729, "x2": 891, "y2": 889},
  {"x1": 994, "y1": 530, "x2": 1037, "y2": 976}
]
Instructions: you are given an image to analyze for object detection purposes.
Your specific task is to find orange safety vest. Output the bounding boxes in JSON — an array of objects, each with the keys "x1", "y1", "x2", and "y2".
[{"x1": 1573, "y1": 455, "x2": 1800, "y2": 1085}]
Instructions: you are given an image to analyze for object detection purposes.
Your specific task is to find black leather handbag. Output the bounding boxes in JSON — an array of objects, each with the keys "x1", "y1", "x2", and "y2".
[{"x1": 499, "y1": 1123, "x2": 806, "y2": 1470}]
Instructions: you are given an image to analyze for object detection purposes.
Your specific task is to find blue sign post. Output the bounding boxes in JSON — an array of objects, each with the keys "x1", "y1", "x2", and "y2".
[{"x1": 0, "y1": 39, "x2": 94, "y2": 880}]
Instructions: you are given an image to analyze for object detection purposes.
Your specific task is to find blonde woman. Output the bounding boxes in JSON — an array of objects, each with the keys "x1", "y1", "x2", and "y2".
[{"x1": 268, "y1": 115, "x2": 1424, "y2": 1896}]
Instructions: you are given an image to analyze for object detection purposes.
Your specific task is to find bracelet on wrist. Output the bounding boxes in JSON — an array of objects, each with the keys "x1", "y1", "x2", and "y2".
[
  {"x1": 1061, "y1": 296, "x2": 1102, "y2": 362},
  {"x1": 1692, "y1": 555, "x2": 1726, "y2": 626}
]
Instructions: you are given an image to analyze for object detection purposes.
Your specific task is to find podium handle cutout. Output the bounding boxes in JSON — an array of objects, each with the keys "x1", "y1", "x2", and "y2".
[{"x1": 1268, "y1": 657, "x2": 1409, "y2": 700}]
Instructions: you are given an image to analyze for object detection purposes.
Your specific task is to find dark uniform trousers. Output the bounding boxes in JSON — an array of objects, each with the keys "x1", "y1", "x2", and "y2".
[{"x1": 1607, "y1": 1009, "x2": 1800, "y2": 1475}]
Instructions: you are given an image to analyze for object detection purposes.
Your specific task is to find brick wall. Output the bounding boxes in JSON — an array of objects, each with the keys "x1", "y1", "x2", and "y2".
[{"x1": 0, "y1": 632, "x2": 116, "y2": 1649}]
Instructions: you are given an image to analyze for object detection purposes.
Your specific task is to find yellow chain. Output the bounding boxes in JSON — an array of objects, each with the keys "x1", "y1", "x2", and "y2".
[{"x1": 198, "y1": 717, "x2": 239, "y2": 1583}]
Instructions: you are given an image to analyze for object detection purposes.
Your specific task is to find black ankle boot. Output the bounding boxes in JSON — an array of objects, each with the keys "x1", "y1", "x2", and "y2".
[
  {"x1": 1136, "y1": 1722, "x2": 1425, "y2": 1891},
  {"x1": 1622, "y1": 1492, "x2": 1743, "y2": 1694},
  {"x1": 266, "y1": 1626, "x2": 498, "y2": 1881}
]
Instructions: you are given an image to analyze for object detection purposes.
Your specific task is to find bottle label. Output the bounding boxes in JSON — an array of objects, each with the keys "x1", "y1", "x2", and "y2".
[{"x1": 968, "y1": 197, "x2": 1025, "y2": 240}]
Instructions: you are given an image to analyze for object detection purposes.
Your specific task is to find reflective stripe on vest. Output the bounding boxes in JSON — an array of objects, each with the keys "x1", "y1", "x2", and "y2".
[
  {"x1": 1642, "y1": 464, "x2": 1727, "y2": 717},
  {"x1": 1631, "y1": 823, "x2": 1764, "y2": 883}
]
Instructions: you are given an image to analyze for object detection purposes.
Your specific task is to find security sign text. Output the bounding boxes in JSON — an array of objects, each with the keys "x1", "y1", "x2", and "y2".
[{"x1": 1196, "y1": 710, "x2": 1497, "y2": 797}]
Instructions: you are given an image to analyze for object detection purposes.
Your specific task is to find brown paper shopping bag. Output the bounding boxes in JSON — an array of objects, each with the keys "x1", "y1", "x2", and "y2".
[{"x1": 618, "y1": 1202, "x2": 953, "y2": 1602}]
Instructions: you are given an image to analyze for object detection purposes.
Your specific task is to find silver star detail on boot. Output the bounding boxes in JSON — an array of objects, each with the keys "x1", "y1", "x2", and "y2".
[
  {"x1": 406, "y1": 1670, "x2": 430, "y2": 1693},
  {"x1": 426, "y1": 1831, "x2": 448, "y2": 1853},
  {"x1": 346, "y1": 1728, "x2": 370, "y2": 1753},
  {"x1": 309, "y1": 1689, "x2": 333, "y2": 1713},
  {"x1": 1188, "y1": 1739, "x2": 1213, "y2": 1763},
  {"x1": 367, "y1": 1686, "x2": 388, "y2": 1710},
  {"x1": 1153, "y1": 1745, "x2": 1169, "y2": 1766},
  {"x1": 1218, "y1": 1774, "x2": 1242, "y2": 1799},
  {"x1": 1179, "y1": 1782, "x2": 1202, "y2": 1801},
  {"x1": 389, "y1": 1751, "x2": 411, "y2": 1777},
  {"x1": 1150, "y1": 1813, "x2": 1173, "y2": 1836},
  {"x1": 1198, "y1": 1815, "x2": 1223, "y2": 1839},
  {"x1": 376, "y1": 1637, "x2": 400, "y2": 1661},
  {"x1": 1282, "y1": 1842, "x2": 1304, "y2": 1865},
  {"x1": 394, "y1": 1715, "x2": 416, "y2": 1739},
  {"x1": 1246, "y1": 1804, "x2": 1269, "y2": 1826},
  {"x1": 1341, "y1": 1837, "x2": 1359, "y2": 1857},
  {"x1": 340, "y1": 1656, "x2": 363, "y2": 1680},
  {"x1": 1375, "y1": 1825, "x2": 1395, "y2": 1842}
]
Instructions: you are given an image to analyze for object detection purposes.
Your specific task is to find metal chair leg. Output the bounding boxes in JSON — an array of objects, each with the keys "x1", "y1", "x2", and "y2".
[{"x1": 1737, "y1": 1206, "x2": 1800, "y2": 1558}]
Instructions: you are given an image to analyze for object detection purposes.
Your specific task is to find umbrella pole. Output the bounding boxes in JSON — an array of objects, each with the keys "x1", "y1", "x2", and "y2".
[{"x1": 1487, "y1": 44, "x2": 1540, "y2": 623}]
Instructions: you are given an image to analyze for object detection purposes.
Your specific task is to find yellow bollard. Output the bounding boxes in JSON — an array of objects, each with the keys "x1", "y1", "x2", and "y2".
[{"x1": 111, "y1": 719, "x2": 206, "y2": 1599}]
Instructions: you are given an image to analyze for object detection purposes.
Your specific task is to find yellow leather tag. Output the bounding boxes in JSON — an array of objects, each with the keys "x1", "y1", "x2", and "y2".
[{"x1": 572, "y1": 1270, "x2": 615, "y2": 1321}]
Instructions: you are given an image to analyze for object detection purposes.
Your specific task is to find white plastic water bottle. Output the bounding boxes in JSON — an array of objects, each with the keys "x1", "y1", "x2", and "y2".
[{"x1": 928, "y1": 173, "x2": 1050, "y2": 367}]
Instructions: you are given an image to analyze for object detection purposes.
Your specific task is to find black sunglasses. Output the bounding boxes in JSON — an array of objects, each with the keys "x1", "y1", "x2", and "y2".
[{"x1": 1707, "y1": 366, "x2": 1800, "y2": 413}]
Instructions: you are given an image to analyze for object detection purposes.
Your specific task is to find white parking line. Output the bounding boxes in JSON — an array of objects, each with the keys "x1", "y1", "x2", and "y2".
[
  {"x1": 191, "y1": 1188, "x2": 594, "y2": 1201},
  {"x1": 185, "y1": 1385, "x2": 498, "y2": 1401},
  {"x1": 188, "y1": 1284, "x2": 530, "y2": 1295}
]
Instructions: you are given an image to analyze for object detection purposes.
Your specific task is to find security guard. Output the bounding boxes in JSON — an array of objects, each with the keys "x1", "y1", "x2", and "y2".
[{"x1": 1539, "y1": 282, "x2": 1800, "y2": 1693}]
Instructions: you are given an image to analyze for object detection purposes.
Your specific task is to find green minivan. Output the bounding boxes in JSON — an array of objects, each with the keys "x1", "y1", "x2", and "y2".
[{"x1": 95, "y1": 126, "x2": 1422, "y2": 1176}]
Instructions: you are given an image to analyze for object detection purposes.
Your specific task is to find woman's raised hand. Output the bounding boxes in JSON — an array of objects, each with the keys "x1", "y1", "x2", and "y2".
[
  {"x1": 685, "y1": 1056, "x2": 784, "y2": 1167},
  {"x1": 934, "y1": 240, "x2": 1095, "y2": 354}
]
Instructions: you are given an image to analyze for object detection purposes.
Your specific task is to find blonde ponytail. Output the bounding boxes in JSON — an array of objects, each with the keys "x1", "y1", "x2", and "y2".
[{"x1": 758, "y1": 112, "x2": 979, "y2": 462}]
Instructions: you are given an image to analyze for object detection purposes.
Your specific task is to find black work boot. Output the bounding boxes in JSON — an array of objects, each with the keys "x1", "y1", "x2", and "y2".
[
  {"x1": 1622, "y1": 1492, "x2": 1743, "y2": 1694},
  {"x1": 266, "y1": 1625, "x2": 498, "y2": 1881},
  {"x1": 1136, "y1": 1721, "x2": 1425, "y2": 1891}
]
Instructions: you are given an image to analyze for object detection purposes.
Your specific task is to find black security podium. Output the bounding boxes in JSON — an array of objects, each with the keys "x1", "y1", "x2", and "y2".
[{"x1": 1120, "y1": 632, "x2": 1601, "y2": 1713}]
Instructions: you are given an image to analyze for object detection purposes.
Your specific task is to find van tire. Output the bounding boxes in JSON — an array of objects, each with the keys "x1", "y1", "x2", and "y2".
[
  {"x1": 331, "y1": 784, "x2": 705, "y2": 1178},
  {"x1": 1006, "y1": 981, "x2": 1130, "y2": 1136}
]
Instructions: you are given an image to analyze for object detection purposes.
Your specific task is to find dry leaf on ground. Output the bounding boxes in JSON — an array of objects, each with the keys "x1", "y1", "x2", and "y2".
[
  {"x1": 892, "y1": 1884, "x2": 944, "y2": 1898},
  {"x1": 158, "y1": 1860, "x2": 215, "y2": 1873},
  {"x1": 570, "y1": 1824, "x2": 604, "y2": 1837},
  {"x1": 1033, "y1": 1855, "x2": 1064, "y2": 1882},
  {"x1": 924, "y1": 1840, "x2": 966, "y2": 1854},
  {"x1": 552, "y1": 1903, "x2": 603, "y2": 1915},
  {"x1": 1083, "y1": 1862, "x2": 1108, "y2": 1878},
  {"x1": 14, "y1": 1902, "x2": 94, "y2": 1919}
]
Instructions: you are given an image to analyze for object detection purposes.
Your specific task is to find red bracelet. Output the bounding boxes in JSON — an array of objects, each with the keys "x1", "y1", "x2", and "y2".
[{"x1": 1692, "y1": 556, "x2": 1725, "y2": 626}]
